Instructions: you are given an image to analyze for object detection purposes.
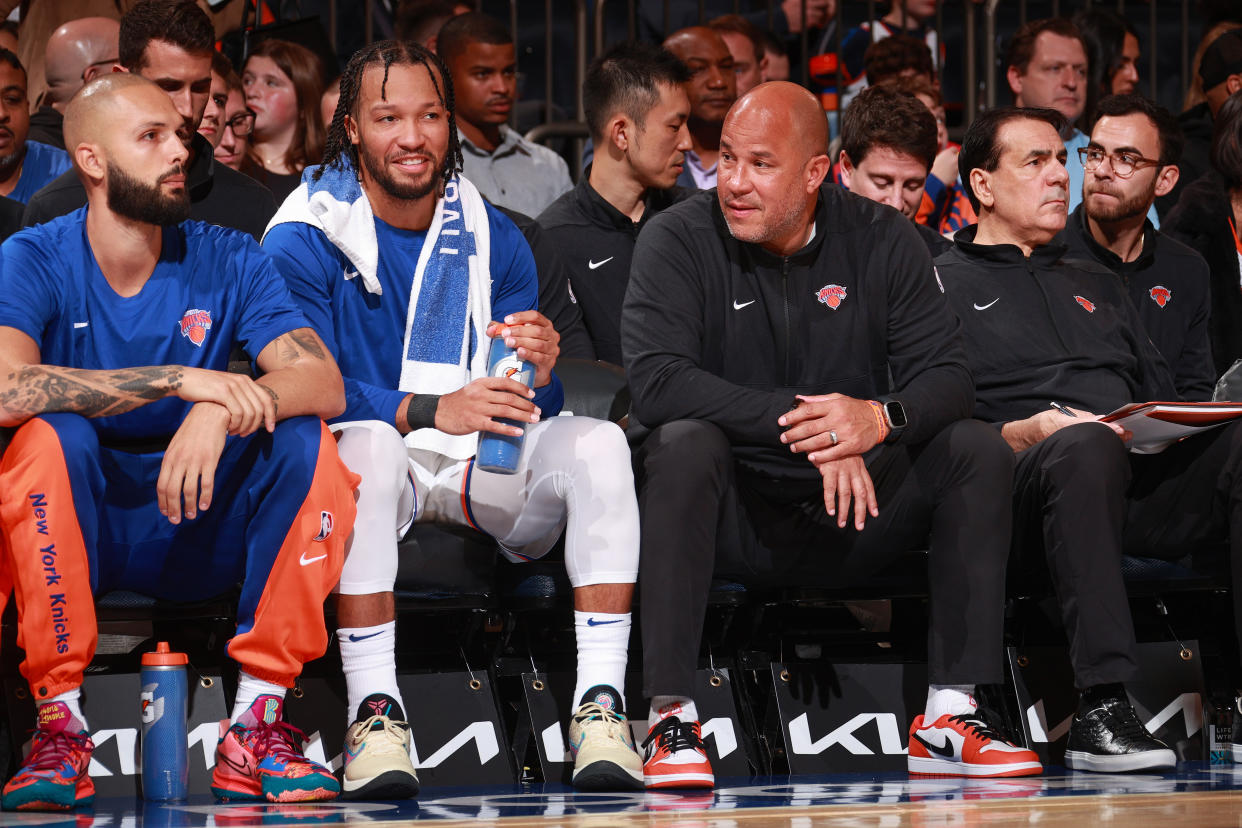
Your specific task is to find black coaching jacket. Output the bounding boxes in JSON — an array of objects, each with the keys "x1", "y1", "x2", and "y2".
[
  {"x1": 622, "y1": 182, "x2": 974, "y2": 484},
  {"x1": 1056, "y1": 203, "x2": 1214, "y2": 401},
  {"x1": 537, "y1": 174, "x2": 690, "y2": 366},
  {"x1": 934, "y1": 225, "x2": 1176, "y2": 426}
]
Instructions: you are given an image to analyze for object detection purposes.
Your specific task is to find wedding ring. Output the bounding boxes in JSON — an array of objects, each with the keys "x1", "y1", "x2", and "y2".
[{"x1": 829, "y1": 430, "x2": 839, "y2": 445}]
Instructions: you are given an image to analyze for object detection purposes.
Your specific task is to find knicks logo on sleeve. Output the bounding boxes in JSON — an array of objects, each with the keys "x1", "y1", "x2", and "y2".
[
  {"x1": 816, "y1": 284, "x2": 847, "y2": 310},
  {"x1": 1149, "y1": 286, "x2": 1172, "y2": 308},
  {"x1": 1073, "y1": 295, "x2": 1096, "y2": 313},
  {"x1": 179, "y1": 309, "x2": 213, "y2": 346}
]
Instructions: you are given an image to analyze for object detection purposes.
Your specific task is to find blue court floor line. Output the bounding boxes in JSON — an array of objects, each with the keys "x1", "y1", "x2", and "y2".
[{"x1": 4, "y1": 763, "x2": 1242, "y2": 826}]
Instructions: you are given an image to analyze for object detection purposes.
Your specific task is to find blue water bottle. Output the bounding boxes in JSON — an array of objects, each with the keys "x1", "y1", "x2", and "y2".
[
  {"x1": 140, "y1": 642, "x2": 189, "y2": 801},
  {"x1": 476, "y1": 335, "x2": 534, "y2": 474}
]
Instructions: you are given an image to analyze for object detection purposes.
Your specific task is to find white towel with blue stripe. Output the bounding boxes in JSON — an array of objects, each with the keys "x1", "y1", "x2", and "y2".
[{"x1": 266, "y1": 162, "x2": 493, "y2": 460}]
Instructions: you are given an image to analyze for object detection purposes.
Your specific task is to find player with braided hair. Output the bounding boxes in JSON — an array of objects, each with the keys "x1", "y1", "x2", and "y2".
[
  {"x1": 264, "y1": 40, "x2": 645, "y2": 797},
  {"x1": 316, "y1": 39, "x2": 463, "y2": 195}
]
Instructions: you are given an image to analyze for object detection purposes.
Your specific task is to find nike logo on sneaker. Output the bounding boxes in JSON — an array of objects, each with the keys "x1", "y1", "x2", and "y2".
[
  {"x1": 586, "y1": 618, "x2": 622, "y2": 626},
  {"x1": 733, "y1": 299, "x2": 756, "y2": 310},
  {"x1": 588, "y1": 257, "x2": 613, "y2": 270},
  {"x1": 299, "y1": 551, "x2": 327, "y2": 566},
  {"x1": 348, "y1": 631, "x2": 383, "y2": 642},
  {"x1": 217, "y1": 750, "x2": 253, "y2": 776},
  {"x1": 912, "y1": 731, "x2": 957, "y2": 758},
  {"x1": 973, "y1": 298, "x2": 1000, "y2": 311}
]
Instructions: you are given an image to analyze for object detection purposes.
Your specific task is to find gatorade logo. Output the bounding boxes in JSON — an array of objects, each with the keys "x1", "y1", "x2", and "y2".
[
  {"x1": 140, "y1": 685, "x2": 163, "y2": 725},
  {"x1": 492, "y1": 353, "x2": 527, "y2": 383}
]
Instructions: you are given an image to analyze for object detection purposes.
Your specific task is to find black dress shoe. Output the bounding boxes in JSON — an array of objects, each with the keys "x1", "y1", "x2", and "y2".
[{"x1": 1064, "y1": 694, "x2": 1177, "y2": 772}]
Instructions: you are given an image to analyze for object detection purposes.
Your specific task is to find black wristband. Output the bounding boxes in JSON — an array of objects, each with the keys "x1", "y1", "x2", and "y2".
[{"x1": 405, "y1": 393, "x2": 441, "y2": 431}]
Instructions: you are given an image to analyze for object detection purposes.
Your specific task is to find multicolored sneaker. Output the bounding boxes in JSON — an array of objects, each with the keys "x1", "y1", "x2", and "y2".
[
  {"x1": 568, "y1": 685, "x2": 644, "y2": 790},
  {"x1": 642, "y1": 716, "x2": 714, "y2": 789},
  {"x1": 342, "y1": 693, "x2": 419, "y2": 800},
  {"x1": 1, "y1": 702, "x2": 95, "y2": 811},
  {"x1": 211, "y1": 695, "x2": 339, "y2": 802},
  {"x1": 907, "y1": 710, "x2": 1043, "y2": 778}
]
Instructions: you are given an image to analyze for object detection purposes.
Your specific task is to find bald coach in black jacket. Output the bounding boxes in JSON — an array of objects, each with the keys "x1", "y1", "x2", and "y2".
[{"x1": 623, "y1": 82, "x2": 1040, "y2": 784}]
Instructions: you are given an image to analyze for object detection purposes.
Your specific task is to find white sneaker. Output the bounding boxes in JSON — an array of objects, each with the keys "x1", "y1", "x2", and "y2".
[
  {"x1": 341, "y1": 694, "x2": 419, "y2": 800},
  {"x1": 568, "y1": 685, "x2": 643, "y2": 790}
]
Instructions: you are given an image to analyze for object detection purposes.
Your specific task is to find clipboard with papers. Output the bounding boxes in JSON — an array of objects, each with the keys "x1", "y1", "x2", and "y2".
[{"x1": 1099, "y1": 401, "x2": 1242, "y2": 454}]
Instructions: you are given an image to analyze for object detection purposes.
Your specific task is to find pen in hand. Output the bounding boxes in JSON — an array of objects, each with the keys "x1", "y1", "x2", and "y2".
[{"x1": 1050, "y1": 401, "x2": 1078, "y2": 418}]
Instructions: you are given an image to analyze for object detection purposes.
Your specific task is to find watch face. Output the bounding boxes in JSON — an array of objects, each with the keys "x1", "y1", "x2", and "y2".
[{"x1": 884, "y1": 401, "x2": 908, "y2": 429}]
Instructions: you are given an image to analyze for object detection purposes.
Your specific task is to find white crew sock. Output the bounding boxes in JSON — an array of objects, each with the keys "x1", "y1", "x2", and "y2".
[
  {"x1": 572, "y1": 610, "x2": 631, "y2": 713},
  {"x1": 231, "y1": 671, "x2": 286, "y2": 722},
  {"x1": 924, "y1": 684, "x2": 978, "y2": 722},
  {"x1": 47, "y1": 687, "x2": 87, "y2": 729},
  {"x1": 337, "y1": 621, "x2": 404, "y2": 725},
  {"x1": 648, "y1": 695, "x2": 699, "y2": 731}
]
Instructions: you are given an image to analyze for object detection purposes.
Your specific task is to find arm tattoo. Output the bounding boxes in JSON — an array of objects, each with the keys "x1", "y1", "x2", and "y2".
[
  {"x1": 0, "y1": 364, "x2": 182, "y2": 421},
  {"x1": 260, "y1": 383, "x2": 279, "y2": 419},
  {"x1": 274, "y1": 328, "x2": 328, "y2": 365}
]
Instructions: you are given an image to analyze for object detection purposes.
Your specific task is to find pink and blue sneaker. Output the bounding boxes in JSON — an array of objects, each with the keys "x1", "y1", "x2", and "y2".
[
  {"x1": 1, "y1": 701, "x2": 95, "y2": 811},
  {"x1": 211, "y1": 695, "x2": 339, "y2": 802}
]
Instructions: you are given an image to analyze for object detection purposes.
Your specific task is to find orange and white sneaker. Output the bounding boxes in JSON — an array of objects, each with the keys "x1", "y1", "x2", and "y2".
[
  {"x1": 642, "y1": 717, "x2": 714, "y2": 789},
  {"x1": 211, "y1": 695, "x2": 339, "y2": 802},
  {"x1": 907, "y1": 711, "x2": 1042, "y2": 777}
]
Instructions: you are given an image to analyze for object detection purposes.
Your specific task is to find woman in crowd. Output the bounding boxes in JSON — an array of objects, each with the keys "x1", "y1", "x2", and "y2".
[
  {"x1": 1073, "y1": 8, "x2": 1141, "y2": 131},
  {"x1": 242, "y1": 38, "x2": 325, "y2": 201}
]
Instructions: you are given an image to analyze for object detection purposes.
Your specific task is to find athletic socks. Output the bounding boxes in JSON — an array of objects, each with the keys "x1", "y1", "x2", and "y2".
[
  {"x1": 338, "y1": 621, "x2": 405, "y2": 726},
  {"x1": 924, "y1": 684, "x2": 977, "y2": 721},
  {"x1": 572, "y1": 611, "x2": 631, "y2": 713},
  {"x1": 48, "y1": 687, "x2": 87, "y2": 730},
  {"x1": 648, "y1": 695, "x2": 699, "y2": 730},
  {"x1": 231, "y1": 672, "x2": 287, "y2": 723}
]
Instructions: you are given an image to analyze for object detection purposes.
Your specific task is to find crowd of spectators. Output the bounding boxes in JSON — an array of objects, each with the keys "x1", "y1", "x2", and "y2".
[{"x1": 3, "y1": 0, "x2": 1242, "y2": 812}]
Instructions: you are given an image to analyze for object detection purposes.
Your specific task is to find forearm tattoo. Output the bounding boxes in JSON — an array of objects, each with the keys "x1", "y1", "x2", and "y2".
[
  {"x1": 260, "y1": 383, "x2": 280, "y2": 419},
  {"x1": 0, "y1": 364, "x2": 182, "y2": 420}
]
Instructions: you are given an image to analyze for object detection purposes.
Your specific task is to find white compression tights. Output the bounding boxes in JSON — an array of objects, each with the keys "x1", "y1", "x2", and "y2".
[{"x1": 333, "y1": 416, "x2": 640, "y2": 593}]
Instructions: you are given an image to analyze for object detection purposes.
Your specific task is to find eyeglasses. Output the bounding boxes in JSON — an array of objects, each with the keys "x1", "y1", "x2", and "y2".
[
  {"x1": 1077, "y1": 146, "x2": 1162, "y2": 178},
  {"x1": 224, "y1": 110, "x2": 256, "y2": 137}
]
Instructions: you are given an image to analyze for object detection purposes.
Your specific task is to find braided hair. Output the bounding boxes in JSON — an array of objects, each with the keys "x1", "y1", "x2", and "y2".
[{"x1": 316, "y1": 39, "x2": 463, "y2": 189}]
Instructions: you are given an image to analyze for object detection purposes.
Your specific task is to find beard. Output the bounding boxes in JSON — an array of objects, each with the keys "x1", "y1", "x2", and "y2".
[
  {"x1": 358, "y1": 141, "x2": 443, "y2": 202},
  {"x1": 721, "y1": 192, "x2": 808, "y2": 248},
  {"x1": 1085, "y1": 180, "x2": 1155, "y2": 223},
  {"x1": 106, "y1": 163, "x2": 191, "y2": 225}
]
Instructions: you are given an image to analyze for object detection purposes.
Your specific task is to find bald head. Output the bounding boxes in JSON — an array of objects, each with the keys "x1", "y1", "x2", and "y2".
[
  {"x1": 64, "y1": 73, "x2": 190, "y2": 224},
  {"x1": 728, "y1": 81, "x2": 828, "y2": 159},
  {"x1": 64, "y1": 73, "x2": 179, "y2": 162},
  {"x1": 44, "y1": 18, "x2": 120, "y2": 110},
  {"x1": 716, "y1": 82, "x2": 831, "y2": 255}
]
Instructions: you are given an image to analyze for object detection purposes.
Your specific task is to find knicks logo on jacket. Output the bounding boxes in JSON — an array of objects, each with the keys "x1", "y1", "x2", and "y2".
[
  {"x1": 1149, "y1": 286, "x2": 1171, "y2": 308},
  {"x1": 816, "y1": 284, "x2": 847, "y2": 310}
]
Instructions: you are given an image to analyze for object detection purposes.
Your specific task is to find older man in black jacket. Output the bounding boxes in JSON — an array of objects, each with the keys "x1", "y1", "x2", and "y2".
[
  {"x1": 624, "y1": 81, "x2": 1038, "y2": 787},
  {"x1": 936, "y1": 105, "x2": 1224, "y2": 773}
]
